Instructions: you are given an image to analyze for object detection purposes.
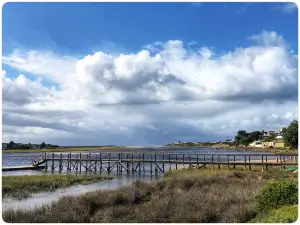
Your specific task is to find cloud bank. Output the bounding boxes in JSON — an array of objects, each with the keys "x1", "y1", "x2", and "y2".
[{"x1": 2, "y1": 31, "x2": 298, "y2": 145}]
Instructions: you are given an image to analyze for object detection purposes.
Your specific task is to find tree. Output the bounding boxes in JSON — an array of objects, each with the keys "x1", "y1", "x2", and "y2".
[
  {"x1": 263, "y1": 134, "x2": 276, "y2": 142},
  {"x1": 7, "y1": 141, "x2": 15, "y2": 149},
  {"x1": 282, "y1": 120, "x2": 298, "y2": 149},
  {"x1": 40, "y1": 142, "x2": 46, "y2": 149},
  {"x1": 247, "y1": 131, "x2": 263, "y2": 143},
  {"x1": 235, "y1": 130, "x2": 250, "y2": 146}
]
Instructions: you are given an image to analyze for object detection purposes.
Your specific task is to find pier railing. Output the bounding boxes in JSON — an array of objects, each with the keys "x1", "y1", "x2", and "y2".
[{"x1": 32, "y1": 152, "x2": 298, "y2": 175}]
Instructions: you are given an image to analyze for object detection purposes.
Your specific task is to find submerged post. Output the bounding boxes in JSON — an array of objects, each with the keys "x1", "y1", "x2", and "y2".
[
  {"x1": 85, "y1": 154, "x2": 88, "y2": 173},
  {"x1": 162, "y1": 154, "x2": 165, "y2": 172},
  {"x1": 127, "y1": 153, "x2": 129, "y2": 173},
  {"x1": 44, "y1": 153, "x2": 47, "y2": 172},
  {"x1": 138, "y1": 154, "x2": 141, "y2": 174},
  {"x1": 120, "y1": 153, "x2": 123, "y2": 174},
  {"x1": 117, "y1": 153, "x2": 120, "y2": 175},
  {"x1": 131, "y1": 154, "x2": 134, "y2": 174},
  {"x1": 261, "y1": 154, "x2": 264, "y2": 171},
  {"x1": 51, "y1": 153, "x2": 55, "y2": 172},
  {"x1": 108, "y1": 153, "x2": 111, "y2": 174},
  {"x1": 143, "y1": 153, "x2": 145, "y2": 174},
  {"x1": 233, "y1": 155, "x2": 236, "y2": 170},
  {"x1": 75, "y1": 154, "x2": 79, "y2": 171},
  {"x1": 169, "y1": 153, "x2": 171, "y2": 170},
  {"x1": 59, "y1": 153, "x2": 62, "y2": 173},
  {"x1": 79, "y1": 153, "x2": 82, "y2": 173},
  {"x1": 100, "y1": 153, "x2": 102, "y2": 174},
  {"x1": 150, "y1": 154, "x2": 153, "y2": 175},
  {"x1": 249, "y1": 155, "x2": 251, "y2": 170}
]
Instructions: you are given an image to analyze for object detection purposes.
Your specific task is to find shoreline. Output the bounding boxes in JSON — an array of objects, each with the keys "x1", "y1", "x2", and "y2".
[
  {"x1": 2, "y1": 145, "x2": 297, "y2": 154},
  {"x1": 3, "y1": 167, "x2": 297, "y2": 223},
  {"x1": 2, "y1": 174, "x2": 113, "y2": 200}
]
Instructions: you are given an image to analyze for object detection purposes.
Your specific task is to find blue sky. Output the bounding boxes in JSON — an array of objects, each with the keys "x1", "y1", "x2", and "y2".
[
  {"x1": 3, "y1": 2, "x2": 298, "y2": 56},
  {"x1": 2, "y1": 2, "x2": 298, "y2": 145}
]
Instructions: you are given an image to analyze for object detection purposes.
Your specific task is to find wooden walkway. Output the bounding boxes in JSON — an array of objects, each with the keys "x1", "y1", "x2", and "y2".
[{"x1": 29, "y1": 152, "x2": 298, "y2": 174}]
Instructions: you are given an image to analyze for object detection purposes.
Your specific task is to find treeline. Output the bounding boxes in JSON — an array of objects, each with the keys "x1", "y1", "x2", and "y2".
[
  {"x1": 234, "y1": 130, "x2": 265, "y2": 146},
  {"x1": 234, "y1": 120, "x2": 298, "y2": 149},
  {"x1": 3, "y1": 141, "x2": 59, "y2": 150}
]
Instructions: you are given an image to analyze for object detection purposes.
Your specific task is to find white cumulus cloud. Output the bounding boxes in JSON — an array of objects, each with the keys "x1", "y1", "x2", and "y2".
[{"x1": 2, "y1": 30, "x2": 298, "y2": 145}]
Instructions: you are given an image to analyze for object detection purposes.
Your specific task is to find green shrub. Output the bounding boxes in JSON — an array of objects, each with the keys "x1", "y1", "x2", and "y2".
[
  {"x1": 251, "y1": 205, "x2": 298, "y2": 223},
  {"x1": 256, "y1": 181, "x2": 298, "y2": 212}
]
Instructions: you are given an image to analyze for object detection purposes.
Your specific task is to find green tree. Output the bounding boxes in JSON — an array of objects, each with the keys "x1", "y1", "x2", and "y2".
[
  {"x1": 235, "y1": 130, "x2": 251, "y2": 146},
  {"x1": 282, "y1": 120, "x2": 298, "y2": 149},
  {"x1": 247, "y1": 131, "x2": 263, "y2": 143},
  {"x1": 40, "y1": 142, "x2": 46, "y2": 149},
  {"x1": 264, "y1": 134, "x2": 277, "y2": 142},
  {"x1": 7, "y1": 141, "x2": 15, "y2": 149}
]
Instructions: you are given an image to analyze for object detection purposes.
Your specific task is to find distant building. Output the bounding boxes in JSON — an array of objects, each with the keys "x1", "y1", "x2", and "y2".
[
  {"x1": 249, "y1": 141, "x2": 264, "y2": 148},
  {"x1": 276, "y1": 135, "x2": 283, "y2": 142},
  {"x1": 274, "y1": 142, "x2": 285, "y2": 148},
  {"x1": 268, "y1": 131, "x2": 276, "y2": 136},
  {"x1": 263, "y1": 142, "x2": 274, "y2": 148},
  {"x1": 263, "y1": 130, "x2": 278, "y2": 137},
  {"x1": 227, "y1": 139, "x2": 235, "y2": 143}
]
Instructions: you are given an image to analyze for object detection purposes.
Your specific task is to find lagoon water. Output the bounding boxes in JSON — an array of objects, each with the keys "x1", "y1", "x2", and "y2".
[{"x1": 2, "y1": 147, "x2": 275, "y2": 212}]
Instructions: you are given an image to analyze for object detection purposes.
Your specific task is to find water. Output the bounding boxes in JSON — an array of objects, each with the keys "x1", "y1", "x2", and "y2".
[
  {"x1": 2, "y1": 147, "x2": 275, "y2": 212},
  {"x1": 2, "y1": 174, "x2": 160, "y2": 212}
]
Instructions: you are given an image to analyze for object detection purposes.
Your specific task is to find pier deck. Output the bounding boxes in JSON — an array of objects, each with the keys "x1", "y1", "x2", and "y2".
[{"x1": 29, "y1": 152, "x2": 298, "y2": 174}]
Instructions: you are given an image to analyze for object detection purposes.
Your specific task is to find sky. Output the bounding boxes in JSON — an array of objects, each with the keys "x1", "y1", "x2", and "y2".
[{"x1": 1, "y1": 2, "x2": 298, "y2": 146}]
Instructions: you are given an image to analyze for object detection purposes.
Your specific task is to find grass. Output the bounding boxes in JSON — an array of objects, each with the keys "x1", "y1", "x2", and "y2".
[
  {"x1": 2, "y1": 174, "x2": 113, "y2": 199},
  {"x1": 250, "y1": 205, "x2": 298, "y2": 223},
  {"x1": 2, "y1": 146, "x2": 125, "y2": 153},
  {"x1": 273, "y1": 149, "x2": 298, "y2": 155},
  {"x1": 3, "y1": 167, "x2": 297, "y2": 223},
  {"x1": 164, "y1": 164, "x2": 298, "y2": 179}
]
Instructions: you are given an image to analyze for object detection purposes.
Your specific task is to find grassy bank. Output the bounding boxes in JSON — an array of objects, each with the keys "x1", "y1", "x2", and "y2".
[
  {"x1": 3, "y1": 167, "x2": 297, "y2": 223},
  {"x1": 2, "y1": 174, "x2": 113, "y2": 199},
  {"x1": 166, "y1": 144, "x2": 298, "y2": 154},
  {"x1": 250, "y1": 205, "x2": 298, "y2": 223},
  {"x1": 3, "y1": 145, "x2": 298, "y2": 154}
]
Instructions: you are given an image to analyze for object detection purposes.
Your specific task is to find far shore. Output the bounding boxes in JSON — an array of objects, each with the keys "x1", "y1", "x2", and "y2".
[{"x1": 2, "y1": 144, "x2": 298, "y2": 154}]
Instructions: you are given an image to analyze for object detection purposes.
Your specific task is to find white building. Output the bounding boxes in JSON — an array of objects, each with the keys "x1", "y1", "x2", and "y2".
[{"x1": 249, "y1": 141, "x2": 264, "y2": 148}]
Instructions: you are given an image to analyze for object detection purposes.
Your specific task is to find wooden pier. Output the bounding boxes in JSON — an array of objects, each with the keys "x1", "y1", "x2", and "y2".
[{"x1": 30, "y1": 152, "x2": 298, "y2": 174}]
